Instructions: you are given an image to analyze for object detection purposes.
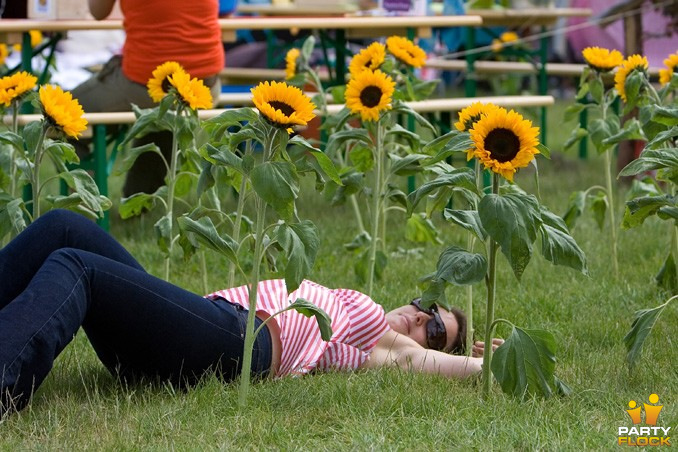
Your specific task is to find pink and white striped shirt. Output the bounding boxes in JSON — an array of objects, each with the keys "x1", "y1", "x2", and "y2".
[{"x1": 207, "y1": 279, "x2": 391, "y2": 377}]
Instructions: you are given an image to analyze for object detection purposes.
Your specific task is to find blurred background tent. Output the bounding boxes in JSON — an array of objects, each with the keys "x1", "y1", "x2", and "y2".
[{"x1": 567, "y1": 0, "x2": 678, "y2": 66}]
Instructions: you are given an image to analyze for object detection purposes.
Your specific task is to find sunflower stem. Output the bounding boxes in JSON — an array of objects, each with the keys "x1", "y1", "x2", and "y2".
[
  {"x1": 238, "y1": 186, "x2": 267, "y2": 408},
  {"x1": 30, "y1": 125, "x2": 48, "y2": 220},
  {"x1": 336, "y1": 146, "x2": 366, "y2": 233},
  {"x1": 9, "y1": 100, "x2": 19, "y2": 199},
  {"x1": 482, "y1": 173, "x2": 500, "y2": 399},
  {"x1": 163, "y1": 108, "x2": 182, "y2": 281},
  {"x1": 229, "y1": 158, "x2": 249, "y2": 288},
  {"x1": 603, "y1": 137, "x2": 619, "y2": 278},
  {"x1": 367, "y1": 121, "x2": 383, "y2": 296}
]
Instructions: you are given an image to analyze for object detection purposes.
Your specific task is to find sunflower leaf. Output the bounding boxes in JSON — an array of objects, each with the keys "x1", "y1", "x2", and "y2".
[
  {"x1": 619, "y1": 148, "x2": 678, "y2": 177},
  {"x1": 478, "y1": 192, "x2": 541, "y2": 281},
  {"x1": 406, "y1": 167, "x2": 476, "y2": 215},
  {"x1": 491, "y1": 326, "x2": 558, "y2": 400},
  {"x1": 176, "y1": 215, "x2": 239, "y2": 265},
  {"x1": 325, "y1": 128, "x2": 371, "y2": 157},
  {"x1": 423, "y1": 132, "x2": 474, "y2": 164},
  {"x1": 538, "y1": 206, "x2": 588, "y2": 275},
  {"x1": 405, "y1": 213, "x2": 441, "y2": 244},
  {"x1": 250, "y1": 161, "x2": 299, "y2": 221},
  {"x1": 563, "y1": 128, "x2": 588, "y2": 151},
  {"x1": 274, "y1": 220, "x2": 320, "y2": 292},
  {"x1": 656, "y1": 251, "x2": 678, "y2": 291},
  {"x1": 622, "y1": 195, "x2": 673, "y2": 229},
  {"x1": 624, "y1": 299, "x2": 673, "y2": 370},
  {"x1": 289, "y1": 135, "x2": 342, "y2": 185},
  {"x1": 390, "y1": 103, "x2": 436, "y2": 134},
  {"x1": 443, "y1": 208, "x2": 487, "y2": 241},
  {"x1": 0, "y1": 196, "x2": 27, "y2": 239},
  {"x1": 114, "y1": 143, "x2": 162, "y2": 176},
  {"x1": 285, "y1": 298, "x2": 333, "y2": 341},
  {"x1": 119, "y1": 192, "x2": 161, "y2": 219},
  {"x1": 431, "y1": 245, "x2": 487, "y2": 286}
]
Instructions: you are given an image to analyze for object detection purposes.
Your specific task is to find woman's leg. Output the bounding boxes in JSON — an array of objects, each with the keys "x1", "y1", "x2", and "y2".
[
  {"x1": 0, "y1": 248, "x2": 271, "y2": 414},
  {"x1": 0, "y1": 209, "x2": 144, "y2": 309}
]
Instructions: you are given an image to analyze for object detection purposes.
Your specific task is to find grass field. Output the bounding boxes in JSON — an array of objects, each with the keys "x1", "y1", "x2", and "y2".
[{"x1": 1, "y1": 101, "x2": 676, "y2": 450}]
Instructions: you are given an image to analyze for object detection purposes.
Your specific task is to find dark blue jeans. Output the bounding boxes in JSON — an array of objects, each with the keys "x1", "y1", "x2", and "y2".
[{"x1": 0, "y1": 210, "x2": 271, "y2": 414}]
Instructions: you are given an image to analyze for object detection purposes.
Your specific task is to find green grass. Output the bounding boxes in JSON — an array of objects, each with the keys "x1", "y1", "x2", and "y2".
[{"x1": 1, "y1": 102, "x2": 677, "y2": 450}]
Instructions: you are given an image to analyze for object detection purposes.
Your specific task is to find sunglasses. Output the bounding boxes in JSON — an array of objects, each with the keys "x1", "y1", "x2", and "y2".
[{"x1": 410, "y1": 298, "x2": 448, "y2": 351}]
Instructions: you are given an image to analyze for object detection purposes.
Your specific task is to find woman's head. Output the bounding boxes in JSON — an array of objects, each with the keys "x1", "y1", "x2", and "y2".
[{"x1": 385, "y1": 299, "x2": 467, "y2": 354}]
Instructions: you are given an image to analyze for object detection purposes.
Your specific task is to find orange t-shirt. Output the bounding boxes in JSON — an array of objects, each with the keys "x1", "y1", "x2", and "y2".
[{"x1": 120, "y1": 0, "x2": 225, "y2": 84}]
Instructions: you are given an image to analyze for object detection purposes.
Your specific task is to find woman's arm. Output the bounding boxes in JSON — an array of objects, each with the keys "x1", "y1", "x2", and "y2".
[
  {"x1": 362, "y1": 330, "x2": 483, "y2": 379},
  {"x1": 88, "y1": 0, "x2": 117, "y2": 20}
]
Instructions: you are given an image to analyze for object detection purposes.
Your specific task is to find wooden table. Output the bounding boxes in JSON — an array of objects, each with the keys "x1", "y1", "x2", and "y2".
[{"x1": 0, "y1": 15, "x2": 482, "y2": 84}]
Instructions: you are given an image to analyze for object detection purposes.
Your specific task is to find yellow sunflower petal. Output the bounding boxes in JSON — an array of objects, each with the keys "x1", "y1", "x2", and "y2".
[
  {"x1": 0, "y1": 44, "x2": 9, "y2": 66},
  {"x1": 469, "y1": 107, "x2": 540, "y2": 182},
  {"x1": 147, "y1": 61, "x2": 186, "y2": 102},
  {"x1": 0, "y1": 71, "x2": 38, "y2": 107},
  {"x1": 29, "y1": 30, "x2": 43, "y2": 48},
  {"x1": 285, "y1": 48, "x2": 300, "y2": 80},
  {"x1": 39, "y1": 85, "x2": 88, "y2": 139},
  {"x1": 169, "y1": 70, "x2": 213, "y2": 110},
  {"x1": 659, "y1": 52, "x2": 678, "y2": 86},
  {"x1": 386, "y1": 36, "x2": 426, "y2": 68},
  {"x1": 582, "y1": 47, "x2": 624, "y2": 72},
  {"x1": 251, "y1": 81, "x2": 316, "y2": 131},
  {"x1": 614, "y1": 54, "x2": 649, "y2": 102},
  {"x1": 500, "y1": 31, "x2": 519, "y2": 43},
  {"x1": 349, "y1": 42, "x2": 386, "y2": 77},
  {"x1": 345, "y1": 69, "x2": 395, "y2": 122}
]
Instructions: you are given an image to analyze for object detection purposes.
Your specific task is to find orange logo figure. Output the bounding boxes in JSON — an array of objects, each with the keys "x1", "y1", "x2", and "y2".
[
  {"x1": 644, "y1": 393, "x2": 663, "y2": 426},
  {"x1": 626, "y1": 400, "x2": 642, "y2": 424}
]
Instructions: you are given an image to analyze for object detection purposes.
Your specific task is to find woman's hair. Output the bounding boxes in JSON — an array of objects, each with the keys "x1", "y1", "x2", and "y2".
[{"x1": 446, "y1": 307, "x2": 468, "y2": 356}]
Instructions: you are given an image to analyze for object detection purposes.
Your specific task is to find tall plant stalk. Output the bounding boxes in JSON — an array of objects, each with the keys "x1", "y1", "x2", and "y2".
[
  {"x1": 29, "y1": 127, "x2": 48, "y2": 219},
  {"x1": 367, "y1": 122, "x2": 384, "y2": 296},
  {"x1": 601, "y1": 99, "x2": 619, "y2": 277},
  {"x1": 482, "y1": 173, "x2": 500, "y2": 398},
  {"x1": 163, "y1": 106, "x2": 184, "y2": 281}
]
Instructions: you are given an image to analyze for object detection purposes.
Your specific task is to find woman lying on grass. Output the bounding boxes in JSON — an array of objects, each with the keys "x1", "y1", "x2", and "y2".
[{"x1": 0, "y1": 210, "x2": 502, "y2": 416}]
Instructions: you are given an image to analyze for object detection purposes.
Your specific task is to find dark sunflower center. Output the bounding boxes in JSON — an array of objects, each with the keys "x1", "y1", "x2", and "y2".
[
  {"x1": 464, "y1": 114, "x2": 481, "y2": 131},
  {"x1": 269, "y1": 100, "x2": 295, "y2": 117},
  {"x1": 162, "y1": 77, "x2": 173, "y2": 93},
  {"x1": 364, "y1": 59, "x2": 373, "y2": 68},
  {"x1": 360, "y1": 86, "x2": 382, "y2": 108},
  {"x1": 484, "y1": 128, "x2": 520, "y2": 163}
]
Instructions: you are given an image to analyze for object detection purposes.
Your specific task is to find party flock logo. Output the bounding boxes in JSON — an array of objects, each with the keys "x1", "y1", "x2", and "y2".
[{"x1": 618, "y1": 393, "x2": 671, "y2": 446}]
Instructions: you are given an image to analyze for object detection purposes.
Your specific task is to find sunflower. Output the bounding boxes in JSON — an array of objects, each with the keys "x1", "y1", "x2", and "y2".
[
  {"x1": 39, "y1": 85, "x2": 88, "y2": 139},
  {"x1": 581, "y1": 47, "x2": 623, "y2": 72},
  {"x1": 0, "y1": 44, "x2": 8, "y2": 66},
  {"x1": 455, "y1": 102, "x2": 502, "y2": 160},
  {"x1": 29, "y1": 30, "x2": 43, "y2": 47},
  {"x1": 285, "y1": 48, "x2": 300, "y2": 79},
  {"x1": 659, "y1": 52, "x2": 678, "y2": 86},
  {"x1": 168, "y1": 70, "x2": 213, "y2": 110},
  {"x1": 470, "y1": 107, "x2": 540, "y2": 182},
  {"x1": 345, "y1": 69, "x2": 395, "y2": 122},
  {"x1": 491, "y1": 39, "x2": 503, "y2": 53},
  {"x1": 147, "y1": 61, "x2": 186, "y2": 102},
  {"x1": 614, "y1": 54, "x2": 649, "y2": 102},
  {"x1": 386, "y1": 36, "x2": 426, "y2": 68},
  {"x1": 0, "y1": 71, "x2": 38, "y2": 107},
  {"x1": 348, "y1": 42, "x2": 386, "y2": 77},
  {"x1": 251, "y1": 81, "x2": 316, "y2": 131}
]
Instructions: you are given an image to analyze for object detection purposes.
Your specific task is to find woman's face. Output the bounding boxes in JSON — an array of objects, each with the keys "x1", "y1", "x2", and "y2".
[{"x1": 385, "y1": 304, "x2": 459, "y2": 351}]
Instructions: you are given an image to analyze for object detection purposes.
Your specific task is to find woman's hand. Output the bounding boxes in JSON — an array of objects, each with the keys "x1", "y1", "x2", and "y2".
[{"x1": 471, "y1": 338, "x2": 504, "y2": 358}]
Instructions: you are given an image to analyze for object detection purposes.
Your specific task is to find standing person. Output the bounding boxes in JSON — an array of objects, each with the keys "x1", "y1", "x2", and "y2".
[
  {"x1": 0, "y1": 210, "x2": 502, "y2": 416},
  {"x1": 71, "y1": 0, "x2": 224, "y2": 196}
]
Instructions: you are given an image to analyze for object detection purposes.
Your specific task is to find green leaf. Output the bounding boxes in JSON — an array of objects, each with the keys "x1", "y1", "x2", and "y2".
[
  {"x1": 536, "y1": 143, "x2": 550, "y2": 159},
  {"x1": 491, "y1": 326, "x2": 557, "y2": 399},
  {"x1": 389, "y1": 153, "x2": 430, "y2": 176},
  {"x1": 623, "y1": 70, "x2": 645, "y2": 108},
  {"x1": 563, "y1": 190, "x2": 586, "y2": 230},
  {"x1": 250, "y1": 161, "x2": 299, "y2": 221},
  {"x1": 385, "y1": 124, "x2": 423, "y2": 152},
  {"x1": 344, "y1": 231, "x2": 370, "y2": 251},
  {"x1": 177, "y1": 215, "x2": 239, "y2": 264},
  {"x1": 275, "y1": 221, "x2": 320, "y2": 292},
  {"x1": 563, "y1": 103, "x2": 586, "y2": 122},
  {"x1": 405, "y1": 213, "x2": 440, "y2": 244},
  {"x1": 23, "y1": 121, "x2": 43, "y2": 157},
  {"x1": 288, "y1": 135, "x2": 342, "y2": 185},
  {"x1": 589, "y1": 191, "x2": 608, "y2": 231},
  {"x1": 390, "y1": 102, "x2": 436, "y2": 134},
  {"x1": 563, "y1": 128, "x2": 588, "y2": 151},
  {"x1": 60, "y1": 169, "x2": 109, "y2": 215},
  {"x1": 114, "y1": 143, "x2": 162, "y2": 176},
  {"x1": 575, "y1": 81, "x2": 589, "y2": 100},
  {"x1": 202, "y1": 143, "x2": 244, "y2": 174},
  {"x1": 154, "y1": 215, "x2": 172, "y2": 255},
  {"x1": 288, "y1": 298, "x2": 333, "y2": 341},
  {"x1": 602, "y1": 118, "x2": 645, "y2": 145},
  {"x1": 478, "y1": 192, "x2": 541, "y2": 280},
  {"x1": 651, "y1": 105, "x2": 678, "y2": 127},
  {"x1": 655, "y1": 251, "x2": 677, "y2": 292},
  {"x1": 619, "y1": 148, "x2": 678, "y2": 177},
  {"x1": 589, "y1": 117, "x2": 619, "y2": 154},
  {"x1": 119, "y1": 193, "x2": 161, "y2": 218},
  {"x1": 443, "y1": 208, "x2": 487, "y2": 241},
  {"x1": 624, "y1": 299, "x2": 673, "y2": 369},
  {"x1": 355, "y1": 248, "x2": 387, "y2": 285},
  {"x1": 325, "y1": 128, "x2": 371, "y2": 156},
  {"x1": 406, "y1": 167, "x2": 476, "y2": 214},
  {"x1": 432, "y1": 245, "x2": 487, "y2": 286},
  {"x1": 589, "y1": 76, "x2": 604, "y2": 104},
  {"x1": 348, "y1": 145, "x2": 374, "y2": 172},
  {"x1": 44, "y1": 141, "x2": 79, "y2": 165},
  {"x1": 0, "y1": 197, "x2": 27, "y2": 239},
  {"x1": 121, "y1": 108, "x2": 161, "y2": 146},
  {"x1": 645, "y1": 126, "x2": 678, "y2": 149},
  {"x1": 622, "y1": 195, "x2": 672, "y2": 229},
  {"x1": 421, "y1": 130, "x2": 472, "y2": 164},
  {"x1": 658, "y1": 206, "x2": 678, "y2": 221},
  {"x1": 0, "y1": 131, "x2": 26, "y2": 152},
  {"x1": 539, "y1": 207, "x2": 588, "y2": 275},
  {"x1": 301, "y1": 35, "x2": 316, "y2": 61}
]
